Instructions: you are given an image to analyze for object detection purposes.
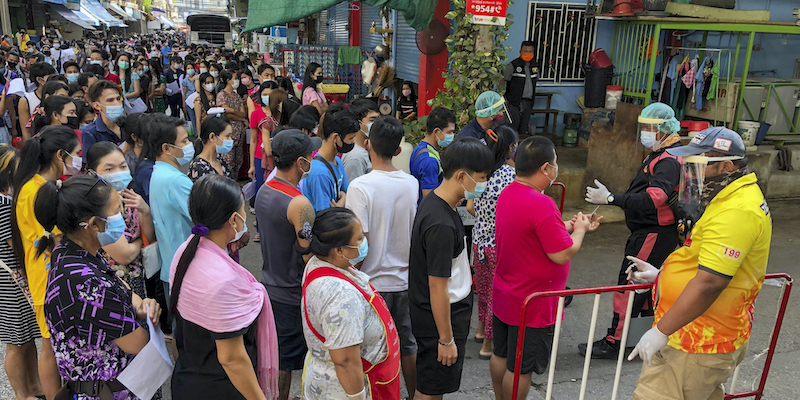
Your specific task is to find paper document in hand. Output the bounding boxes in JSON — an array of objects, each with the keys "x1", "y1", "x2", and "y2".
[{"x1": 116, "y1": 305, "x2": 174, "y2": 400}]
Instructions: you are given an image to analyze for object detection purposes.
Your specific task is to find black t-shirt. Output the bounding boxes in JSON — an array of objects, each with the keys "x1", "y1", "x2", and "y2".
[
  {"x1": 171, "y1": 312, "x2": 259, "y2": 400},
  {"x1": 397, "y1": 96, "x2": 417, "y2": 120}
]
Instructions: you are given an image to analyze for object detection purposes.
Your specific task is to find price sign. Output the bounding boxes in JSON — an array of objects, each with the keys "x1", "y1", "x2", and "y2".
[{"x1": 466, "y1": 0, "x2": 508, "y2": 26}]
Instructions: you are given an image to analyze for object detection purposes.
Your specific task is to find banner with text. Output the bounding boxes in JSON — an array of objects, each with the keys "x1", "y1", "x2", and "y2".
[{"x1": 466, "y1": 0, "x2": 507, "y2": 25}]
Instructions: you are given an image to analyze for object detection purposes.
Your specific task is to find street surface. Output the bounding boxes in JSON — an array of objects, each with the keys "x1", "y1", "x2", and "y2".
[{"x1": 2, "y1": 199, "x2": 798, "y2": 400}]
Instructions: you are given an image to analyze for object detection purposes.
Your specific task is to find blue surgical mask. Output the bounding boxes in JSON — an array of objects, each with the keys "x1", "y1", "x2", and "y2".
[
  {"x1": 436, "y1": 130, "x2": 454, "y2": 148},
  {"x1": 66, "y1": 73, "x2": 79, "y2": 83},
  {"x1": 170, "y1": 143, "x2": 195, "y2": 165},
  {"x1": 104, "y1": 104, "x2": 124, "y2": 122},
  {"x1": 101, "y1": 170, "x2": 132, "y2": 191},
  {"x1": 210, "y1": 71, "x2": 219, "y2": 78},
  {"x1": 96, "y1": 212, "x2": 126, "y2": 246},
  {"x1": 90, "y1": 60, "x2": 103, "y2": 66},
  {"x1": 216, "y1": 138, "x2": 233, "y2": 154},
  {"x1": 261, "y1": 95, "x2": 269, "y2": 106},
  {"x1": 462, "y1": 173, "x2": 487, "y2": 200},
  {"x1": 345, "y1": 237, "x2": 369, "y2": 265},
  {"x1": 640, "y1": 130, "x2": 658, "y2": 149}
]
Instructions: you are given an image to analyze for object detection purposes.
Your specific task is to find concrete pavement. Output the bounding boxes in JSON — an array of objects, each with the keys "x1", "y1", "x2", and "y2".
[{"x1": 2, "y1": 199, "x2": 799, "y2": 400}]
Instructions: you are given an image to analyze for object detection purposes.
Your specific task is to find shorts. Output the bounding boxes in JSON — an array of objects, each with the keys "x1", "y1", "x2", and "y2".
[
  {"x1": 493, "y1": 314, "x2": 554, "y2": 375},
  {"x1": 271, "y1": 299, "x2": 308, "y2": 371},
  {"x1": 381, "y1": 291, "x2": 417, "y2": 357},
  {"x1": 34, "y1": 304, "x2": 50, "y2": 339},
  {"x1": 634, "y1": 344, "x2": 748, "y2": 400},
  {"x1": 415, "y1": 336, "x2": 467, "y2": 396}
]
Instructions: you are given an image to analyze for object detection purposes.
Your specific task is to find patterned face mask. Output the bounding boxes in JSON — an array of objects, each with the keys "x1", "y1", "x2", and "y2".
[{"x1": 700, "y1": 166, "x2": 748, "y2": 206}]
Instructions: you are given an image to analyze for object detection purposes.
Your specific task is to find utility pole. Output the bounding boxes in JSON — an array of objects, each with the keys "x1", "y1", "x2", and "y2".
[{"x1": 0, "y1": 0, "x2": 12, "y2": 36}]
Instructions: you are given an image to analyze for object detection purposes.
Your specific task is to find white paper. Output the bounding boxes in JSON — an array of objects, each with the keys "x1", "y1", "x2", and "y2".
[
  {"x1": 242, "y1": 181, "x2": 256, "y2": 200},
  {"x1": 117, "y1": 305, "x2": 174, "y2": 400},
  {"x1": 185, "y1": 92, "x2": 199, "y2": 109}
]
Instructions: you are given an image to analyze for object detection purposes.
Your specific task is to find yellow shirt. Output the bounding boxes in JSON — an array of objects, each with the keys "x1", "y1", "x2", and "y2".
[
  {"x1": 654, "y1": 173, "x2": 771, "y2": 354},
  {"x1": 17, "y1": 175, "x2": 61, "y2": 306}
]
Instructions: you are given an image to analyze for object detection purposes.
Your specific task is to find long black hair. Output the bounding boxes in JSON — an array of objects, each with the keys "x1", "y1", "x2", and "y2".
[
  {"x1": 300, "y1": 207, "x2": 359, "y2": 257},
  {"x1": 31, "y1": 95, "x2": 73, "y2": 136},
  {"x1": 30, "y1": 82, "x2": 70, "y2": 136},
  {"x1": 33, "y1": 174, "x2": 113, "y2": 257},
  {"x1": 197, "y1": 72, "x2": 215, "y2": 113},
  {"x1": 195, "y1": 115, "x2": 230, "y2": 154},
  {"x1": 302, "y1": 62, "x2": 322, "y2": 97},
  {"x1": 122, "y1": 113, "x2": 144, "y2": 147},
  {"x1": 116, "y1": 52, "x2": 133, "y2": 94},
  {"x1": 170, "y1": 174, "x2": 243, "y2": 321},
  {"x1": 487, "y1": 123, "x2": 519, "y2": 175}
]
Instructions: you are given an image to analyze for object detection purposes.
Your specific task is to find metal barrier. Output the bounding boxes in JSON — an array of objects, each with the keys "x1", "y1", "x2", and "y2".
[
  {"x1": 511, "y1": 273, "x2": 793, "y2": 400},
  {"x1": 551, "y1": 182, "x2": 566, "y2": 214}
]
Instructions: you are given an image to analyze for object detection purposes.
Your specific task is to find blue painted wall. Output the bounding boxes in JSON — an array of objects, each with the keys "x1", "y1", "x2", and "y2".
[{"x1": 501, "y1": 0, "x2": 799, "y2": 136}]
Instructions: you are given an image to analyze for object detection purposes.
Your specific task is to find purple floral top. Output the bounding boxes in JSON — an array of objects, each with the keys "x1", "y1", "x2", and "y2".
[{"x1": 45, "y1": 239, "x2": 142, "y2": 400}]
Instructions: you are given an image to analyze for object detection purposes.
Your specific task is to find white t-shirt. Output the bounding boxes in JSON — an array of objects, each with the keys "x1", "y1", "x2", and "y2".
[{"x1": 345, "y1": 170, "x2": 418, "y2": 292}]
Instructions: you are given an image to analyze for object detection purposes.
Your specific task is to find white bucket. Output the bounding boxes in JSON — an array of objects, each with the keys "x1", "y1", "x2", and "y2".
[{"x1": 738, "y1": 121, "x2": 759, "y2": 147}]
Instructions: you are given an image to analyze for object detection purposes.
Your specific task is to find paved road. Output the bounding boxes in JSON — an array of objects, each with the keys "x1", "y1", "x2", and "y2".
[{"x1": 3, "y1": 200, "x2": 799, "y2": 400}]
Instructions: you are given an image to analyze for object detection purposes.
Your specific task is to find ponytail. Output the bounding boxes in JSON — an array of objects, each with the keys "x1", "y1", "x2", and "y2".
[
  {"x1": 33, "y1": 180, "x2": 60, "y2": 257},
  {"x1": 169, "y1": 234, "x2": 201, "y2": 321}
]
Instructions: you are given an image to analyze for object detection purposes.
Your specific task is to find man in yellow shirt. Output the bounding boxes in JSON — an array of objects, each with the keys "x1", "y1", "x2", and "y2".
[{"x1": 626, "y1": 127, "x2": 772, "y2": 400}]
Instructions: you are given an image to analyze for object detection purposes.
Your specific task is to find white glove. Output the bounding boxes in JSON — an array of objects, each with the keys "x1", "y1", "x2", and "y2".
[
  {"x1": 628, "y1": 325, "x2": 669, "y2": 366},
  {"x1": 585, "y1": 179, "x2": 611, "y2": 205},
  {"x1": 625, "y1": 256, "x2": 659, "y2": 294}
]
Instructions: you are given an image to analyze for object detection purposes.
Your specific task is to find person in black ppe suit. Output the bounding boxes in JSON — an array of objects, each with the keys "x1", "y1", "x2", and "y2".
[{"x1": 579, "y1": 102, "x2": 683, "y2": 359}]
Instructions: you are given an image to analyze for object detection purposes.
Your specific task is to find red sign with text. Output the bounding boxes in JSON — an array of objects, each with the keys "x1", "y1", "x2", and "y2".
[{"x1": 466, "y1": 0, "x2": 508, "y2": 25}]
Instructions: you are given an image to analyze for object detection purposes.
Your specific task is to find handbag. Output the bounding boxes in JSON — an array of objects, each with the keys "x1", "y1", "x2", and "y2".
[{"x1": 140, "y1": 233, "x2": 161, "y2": 280}]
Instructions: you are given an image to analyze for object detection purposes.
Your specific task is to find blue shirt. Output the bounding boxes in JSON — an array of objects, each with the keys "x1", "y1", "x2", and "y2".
[
  {"x1": 81, "y1": 117, "x2": 122, "y2": 157},
  {"x1": 455, "y1": 118, "x2": 488, "y2": 144},
  {"x1": 149, "y1": 161, "x2": 193, "y2": 283},
  {"x1": 161, "y1": 46, "x2": 171, "y2": 65},
  {"x1": 132, "y1": 159, "x2": 154, "y2": 204},
  {"x1": 304, "y1": 155, "x2": 349, "y2": 213},
  {"x1": 409, "y1": 142, "x2": 442, "y2": 204}
]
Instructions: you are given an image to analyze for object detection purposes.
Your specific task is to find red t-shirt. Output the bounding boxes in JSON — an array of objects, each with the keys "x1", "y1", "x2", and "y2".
[
  {"x1": 104, "y1": 72, "x2": 121, "y2": 85},
  {"x1": 494, "y1": 181, "x2": 573, "y2": 328},
  {"x1": 249, "y1": 106, "x2": 275, "y2": 159}
]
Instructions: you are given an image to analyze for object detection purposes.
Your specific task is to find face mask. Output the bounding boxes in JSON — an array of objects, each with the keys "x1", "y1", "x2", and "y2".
[
  {"x1": 53, "y1": 43, "x2": 60, "y2": 49},
  {"x1": 80, "y1": 122, "x2": 90, "y2": 130},
  {"x1": 336, "y1": 136, "x2": 355, "y2": 154},
  {"x1": 27, "y1": 48, "x2": 34, "y2": 53},
  {"x1": 175, "y1": 64, "x2": 183, "y2": 69},
  {"x1": 91, "y1": 60, "x2": 103, "y2": 65},
  {"x1": 7, "y1": 63, "x2": 17, "y2": 70},
  {"x1": 344, "y1": 237, "x2": 369, "y2": 264},
  {"x1": 521, "y1": 53, "x2": 534, "y2": 62},
  {"x1": 170, "y1": 143, "x2": 195, "y2": 165},
  {"x1": 104, "y1": 104, "x2": 124, "y2": 122},
  {"x1": 436, "y1": 130, "x2": 454, "y2": 148},
  {"x1": 402, "y1": 89, "x2": 412, "y2": 97},
  {"x1": 64, "y1": 153, "x2": 82, "y2": 175},
  {"x1": 299, "y1": 157, "x2": 311, "y2": 175},
  {"x1": 230, "y1": 212, "x2": 247, "y2": 243},
  {"x1": 210, "y1": 71, "x2": 219, "y2": 78},
  {"x1": 220, "y1": 61, "x2": 228, "y2": 66},
  {"x1": 315, "y1": 76, "x2": 323, "y2": 84},
  {"x1": 546, "y1": 163, "x2": 558, "y2": 186},
  {"x1": 231, "y1": 79, "x2": 240, "y2": 89},
  {"x1": 96, "y1": 212, "x2": 126, "y2": 246},
  {"x1": 462, "y1": 172, "x2": 487, "y2": 200},
  {"x1": 261, "y1": 95, "x2": 269, "y2": 106},
  {"x1": 187, "y1": 69, "x2": 195, "y2": 76},
  {"x1": 66, "y1": 116, "x2": 80, "y2": 129},
  {"x1": 142, "y1": 65, "x2": 150, "y2": 72},
  {"x1": 362, "y1": 122, "x2": 373, "y2": 137},
  {"x1": 101, "y1": 170, "x2": 133, "y2": 191},
  {"x1": 118, "y1": 61, "x2": 130, "y2": 70},
  {"x1": 216, "y1": 138, "x2": 233, "y2": 154},
  {"x1": 204, "y1": 83, "x2": 215, "y2": 92},
  {"x1": 66, "y1": 73, "x2": 79, "y2": 83},
  {"x1": 640, "y1": 130, "x2": 659, "y2": 149},
  {"x1": 199, "y1": 68, "x2": 208, "y2": 74},
  {"x1": 241, "y1": 77, "x2": 251, "y2": 86}
]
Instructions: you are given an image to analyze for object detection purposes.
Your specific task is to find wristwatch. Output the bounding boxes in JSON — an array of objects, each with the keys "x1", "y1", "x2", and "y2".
[{"x1": 607, "y1": 194, "x2": 615, "y2": 204}]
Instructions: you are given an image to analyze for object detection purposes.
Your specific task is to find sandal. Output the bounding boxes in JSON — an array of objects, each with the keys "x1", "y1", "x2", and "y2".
[
  {"x1": 479, "y1": 350, "x2": 493, "y2": 360},
  {"x1": 474, "y1": 334, "x2": 485, "y2": 343}
]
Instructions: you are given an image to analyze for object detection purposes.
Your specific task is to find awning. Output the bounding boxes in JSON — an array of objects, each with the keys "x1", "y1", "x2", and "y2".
[
  {"x1": 158, "y1": 14, "x2": 175, "y2": 29},
  {"x1": 43, "y1": 0, "x2": 67, "y2": 5},
  {"x1": 244, "y1": 0, "x2": 436, "y2": 33},
  {"x1": 83, "y1": 0, "x2": 127, "y2": 27},
  {"x1": 51, "y1": 4, "x2": 97, "y2": 30},
  {"x1": 107, "y1": 3, "x2": 136, "y2": 22}
]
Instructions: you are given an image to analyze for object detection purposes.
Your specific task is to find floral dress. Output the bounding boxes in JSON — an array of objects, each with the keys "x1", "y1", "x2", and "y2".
[
  {"x1": 471, "y1": 163, "x2": 515, "y2": 338},
  {"x1": 216, "y1": 90, "x2": 246, "y2": 177},
  {"x1": 103, "y1": 205, "x2": 145, "y2": 298},
  {"x1": 187, "y1": 156, "x2": 233, "y2": 181},
  {"x1": 153, "y1": 75, "x2": 167, "y2": 113}
]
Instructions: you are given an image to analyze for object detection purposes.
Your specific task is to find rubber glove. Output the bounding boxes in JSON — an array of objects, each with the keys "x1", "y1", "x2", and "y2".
[
  {"x1": 628, "y1": 325, "x2": 669, "y2": 366},
  {"x1": 585, "y1": 179, "x2": 611, "y2": 204}
]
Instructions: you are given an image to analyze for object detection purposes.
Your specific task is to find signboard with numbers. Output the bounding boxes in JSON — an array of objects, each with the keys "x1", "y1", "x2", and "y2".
[{"x1": 466, "y1": 0, "x2": 508, "y2": 25}]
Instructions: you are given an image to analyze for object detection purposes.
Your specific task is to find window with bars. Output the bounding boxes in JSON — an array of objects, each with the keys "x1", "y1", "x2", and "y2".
[{"x1": 525, "y1": 1, "x2": 598, "y2": 84}]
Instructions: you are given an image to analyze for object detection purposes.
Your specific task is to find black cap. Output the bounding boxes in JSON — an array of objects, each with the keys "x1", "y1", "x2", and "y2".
[{"x1": 272, "y1": 129, "x2": 322, "y2": 164}]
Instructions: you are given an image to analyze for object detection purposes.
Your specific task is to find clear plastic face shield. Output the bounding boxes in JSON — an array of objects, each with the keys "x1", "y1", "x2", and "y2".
[
  {"x1": 478, "y1": 98, "x2": 513, "y2": 125},
  {"x1": 638, "y1": 116, "x2": 664, "y2": 150},
  {"x1": 675, "y1": 153, "x2": 745, "y2": 231}
]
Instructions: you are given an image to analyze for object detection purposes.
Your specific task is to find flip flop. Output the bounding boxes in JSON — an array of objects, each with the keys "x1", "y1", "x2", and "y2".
[{"x1": 474, "y1": 334, "x2": 485, "y2": 343}]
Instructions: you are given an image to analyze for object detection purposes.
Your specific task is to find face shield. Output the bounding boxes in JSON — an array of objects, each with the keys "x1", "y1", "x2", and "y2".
[
  {"x1": 671, "y1": 155, "x2": 707, "y2": 240},
  {"x1": 477, "y1": 98, "x2": 513, "y2": 125},
  {"x1": 638, "y1": 116, "x2": 664, "y2": 150}
]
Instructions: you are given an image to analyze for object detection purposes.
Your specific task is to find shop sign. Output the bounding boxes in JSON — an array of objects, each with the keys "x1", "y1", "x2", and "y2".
[{"x1": 466, "y1": 0, "x2": 507, "y2": 26}]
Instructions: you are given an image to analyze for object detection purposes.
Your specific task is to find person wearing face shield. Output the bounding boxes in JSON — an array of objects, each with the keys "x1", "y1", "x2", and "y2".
[
  {"x1": 625, "y1": 127, "x2": 771, "y2": 400},
  {"x1": 580, "y1": 102, "x2": 683, "y2": 359},
  {"x1": 455, "y1": 91, "x2": 511, "y2": 144},
  {"x1": 504, "y1": 41, "x2": 540, "y2": 137}
]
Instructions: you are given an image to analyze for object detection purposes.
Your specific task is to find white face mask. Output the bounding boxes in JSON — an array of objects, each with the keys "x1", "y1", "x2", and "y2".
[
  {"x1": 230, "y1": 212, "x2": 248, "y2": 243},
  {"x1": 640, "y1": 130, "x2": 659, "y2": 149}
]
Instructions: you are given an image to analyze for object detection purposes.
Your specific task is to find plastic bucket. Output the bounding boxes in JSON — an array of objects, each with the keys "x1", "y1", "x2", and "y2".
[
  {"x1": 588, "y1": 49, "x2": 613, "y2": 68},
  {"x1": 583, "y1": 65, "x2": 614, "y2": 108},
  {"x1": 563, "y1": 128, "x2": 578, "y2": 147},
  {"x1": 738, "y1": 121, "x2": 759, "y2": 147},
  {"x1": 605, "y1": 85, "x2": 624, "y2": 110}
]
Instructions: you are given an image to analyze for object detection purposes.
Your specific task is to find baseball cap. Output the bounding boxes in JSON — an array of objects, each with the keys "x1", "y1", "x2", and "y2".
[
  {"x1": 272, "y1": 129, "x2": 322, "y2": 164},
  {"x1": 667, "y1": 127, "x2": 746, "y2": 158}
]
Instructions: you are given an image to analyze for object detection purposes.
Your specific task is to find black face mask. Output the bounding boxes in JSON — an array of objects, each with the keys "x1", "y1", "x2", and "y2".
[
  {"x1": 335, "y1": 136, "x2": 355, "y2": 154},
  {"x1": 315, "y1": 76, "x2": 324, "y2": 84},
  {"x1": 66, "y1": 116, "x2": 80, "y2": 129},
  {"x1": 7, "y1": 62, "x2": 17, "y2": 70}
]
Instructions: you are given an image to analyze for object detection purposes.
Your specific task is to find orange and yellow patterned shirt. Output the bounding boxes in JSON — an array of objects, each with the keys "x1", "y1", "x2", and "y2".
[{"x1": 654, "y1": 173, "x2": 771, "y2": 354}]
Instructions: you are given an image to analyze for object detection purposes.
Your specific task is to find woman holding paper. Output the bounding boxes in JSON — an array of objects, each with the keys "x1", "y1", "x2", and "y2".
[
  {"x1": 34, "y1": 173, "x2": 162, "y2": 400},
  {"x1": 169, "y1": 174, "x2": 279, "y2": 400}
]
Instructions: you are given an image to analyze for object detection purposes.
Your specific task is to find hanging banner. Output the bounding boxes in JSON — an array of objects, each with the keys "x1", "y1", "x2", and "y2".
[{"x1": 466, "y1": 0, "x2": 507, "y2": 26}]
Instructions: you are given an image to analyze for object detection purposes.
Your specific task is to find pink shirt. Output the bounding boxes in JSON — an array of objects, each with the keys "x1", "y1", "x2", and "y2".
[
  {"x1": 493, "y1": 181, "x2": 573, "y2": 328},
  {"x1": 249, "y1": 107, "x2": 274, "y2": 159},
  {"x1": 302, "y1": 86, "x2": 327, "y2": 107}
]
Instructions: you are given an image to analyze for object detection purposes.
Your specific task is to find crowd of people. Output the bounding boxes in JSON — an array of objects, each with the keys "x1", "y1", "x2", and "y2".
[{"x1": 0, "y1": 32, "x2": 773, "y2": 400}]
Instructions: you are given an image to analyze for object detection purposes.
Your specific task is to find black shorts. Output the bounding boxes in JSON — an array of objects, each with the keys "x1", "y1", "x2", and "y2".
[
  {"x1": 381, "y1": 291, "x2": 417, "y2": 357},
  {"x1": 415, "y1": 336, "x2": 467, "y2": 396},
  {"x1": 271, "y1": 300, "x2": 307, "y2": 371},
  {"x1": 493, "y1": 314, "x2": 554, "y2": 375}
]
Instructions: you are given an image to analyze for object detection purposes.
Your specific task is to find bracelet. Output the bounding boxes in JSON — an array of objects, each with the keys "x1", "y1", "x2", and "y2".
[{"x1": 438, "y1": 338, "x2": 455, "y2": 346}]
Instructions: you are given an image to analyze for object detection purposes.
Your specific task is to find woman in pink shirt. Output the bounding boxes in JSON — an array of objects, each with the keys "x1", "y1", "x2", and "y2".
[{"x1": 301, "y1": 62, "x2": 327, "y2": 115}]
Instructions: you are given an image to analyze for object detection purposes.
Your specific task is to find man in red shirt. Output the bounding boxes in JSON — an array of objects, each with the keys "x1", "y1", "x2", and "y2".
[
  {"x1": 88, "y1": 49, "x2": 120, "y2": 85},
  {"x1": 492, "y1": 136, "x2": 601, "y2": 400}
]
